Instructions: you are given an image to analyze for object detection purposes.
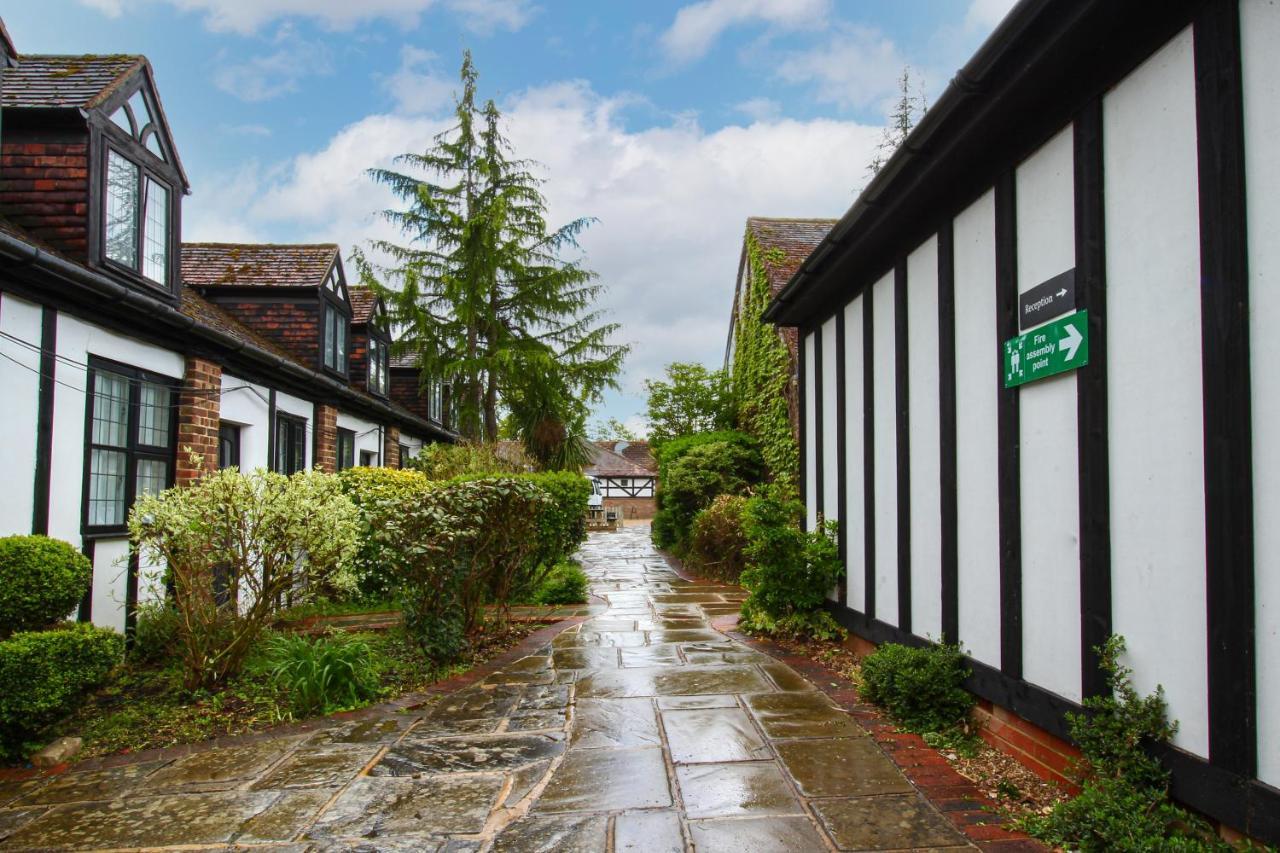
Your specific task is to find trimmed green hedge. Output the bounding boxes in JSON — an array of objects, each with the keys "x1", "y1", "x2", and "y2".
[
  {"x1": 0, "y1": 624, "x2": 122, "y2": 757},
  {"x1": 652, "y1": 432, "x2": 763, "y2": 553},
  {"x1": 339, "y1": 467, "x2": 434, "y2": 601},
  {"x1": 0, "y1": 536, "x2": 91, "y2": 637}
]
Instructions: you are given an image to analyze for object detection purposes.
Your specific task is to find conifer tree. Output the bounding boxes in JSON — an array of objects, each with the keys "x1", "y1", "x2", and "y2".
[
  {"x1": 866, "y1": 67, "x2": 928, "y2": 179},
  {"x1": 363, "y1": 52, "x2": 626, "y2": 456}
]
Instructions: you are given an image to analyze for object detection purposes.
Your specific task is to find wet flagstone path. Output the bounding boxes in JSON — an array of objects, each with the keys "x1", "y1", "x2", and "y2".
[{"x1": 0, "y1": 525, "x2": 976, "y2": 851}]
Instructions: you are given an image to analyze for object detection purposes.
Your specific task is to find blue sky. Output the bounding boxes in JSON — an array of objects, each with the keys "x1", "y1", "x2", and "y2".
[{"x1": 7, "y1": 0, "x2": 1015, "y2": 434}]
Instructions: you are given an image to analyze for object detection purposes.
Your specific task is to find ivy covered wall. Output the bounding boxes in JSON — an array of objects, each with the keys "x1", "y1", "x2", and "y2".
[{"x1": 731, "y1": 232, "x2": 800, "y2": 488}]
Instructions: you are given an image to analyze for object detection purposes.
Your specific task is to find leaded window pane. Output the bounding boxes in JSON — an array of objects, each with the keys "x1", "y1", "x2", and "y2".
[
  {"x1": 142, "y1": 179, "x2": 168, "y2": 282},
  {"x1": 337, "y1": 317, "x2": 347, "y2": 366},
  {"x1": 137, "y1": 381, "x2": 171, "y2": 447},
  {"x1": 324, "y1": 307, "x2": 336, "y2": 370},
  {"x1": 136, "y1": 458, "x2": 167, "y2": 497},
  {"x1": 92, "y1": 372, "x2": 130, "y2": 447},
  {"x1": 105, "y1": 151, "x2": 139, "y2": 269},
  {"x1": 88, "y1": 448, "x2": 127, "y2": 527}
]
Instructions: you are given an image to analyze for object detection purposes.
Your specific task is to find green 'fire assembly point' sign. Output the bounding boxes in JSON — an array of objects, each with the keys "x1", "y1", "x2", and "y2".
[{"x1": 1003, "y1": 310, "x2": 1089, "y2": 388}]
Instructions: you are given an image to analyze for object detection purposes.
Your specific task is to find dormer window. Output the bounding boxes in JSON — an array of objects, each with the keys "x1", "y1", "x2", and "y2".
[
  {"x1": 368, "y1": 336, "x2": 389, "y2": 396},
  {"x1": 108, "y1": 88, "x2": 167, "y2": 163},
  {"x1": 323, "y1": 302, "x2": 348, "y2": 374},
  {"x1": 104, "y1": 148, "x2": 169, "y2": 284}
]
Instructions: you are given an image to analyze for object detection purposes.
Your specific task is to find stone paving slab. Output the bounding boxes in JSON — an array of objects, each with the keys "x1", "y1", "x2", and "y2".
[{"x1": 0, "y1": 524, "x2": 1036, "y2": 851}]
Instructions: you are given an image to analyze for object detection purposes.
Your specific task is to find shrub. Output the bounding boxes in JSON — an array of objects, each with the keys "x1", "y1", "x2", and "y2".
[
  {"x1": 130, "y1": 468, "x2": 361, "y2": 689},
  {"x1": 261, "y1": 631, "x2": 382, "y2": 717},
  {"x1": 0, "y1": 536, "x2": 91, "y2": 637},
  {"x1": 656, "y1": 438, "x2": 764, "y2": 553},
  {"x1": 408, "y1": 441, "x2": 529, "y2": 480},
  {"x1": 513, "y1": 471, "x2": 590, "y2": 598},
  {"x1": 0, "y1": 624, "x2": 122, "y2": 757},
  {"x1": 129, "y1": 600, "x2": 181, "y2": 664},
  {"x1": 687, "y1": 494, "x2": 749, "y2": 582},
  {"x1": 859, "y1": 642, "x2": 975, "y2": 743},
  {"x1": 532, "y1": 561, "x2": 589, "y2": 605},
  {"x1": 1018, "y1": 636, "x2": 1233, "y2": 852},
  {"x1": 374, "y1": 476, "x2": 547, "y2": 662},
  {"x1": 655, "y1": 430, "x2": 759, "y2": 482},
  {"x1": 339, "y1": 467, "x2": 432, "y2": 601},
  {"x1": 737, "y1": 485, "x2": 844, "y2": 640}
]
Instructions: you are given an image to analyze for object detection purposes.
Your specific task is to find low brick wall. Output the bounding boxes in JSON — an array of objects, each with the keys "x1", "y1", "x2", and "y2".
[{"x1": 603, "y1": 497, "x2": 655, "y2": 519}]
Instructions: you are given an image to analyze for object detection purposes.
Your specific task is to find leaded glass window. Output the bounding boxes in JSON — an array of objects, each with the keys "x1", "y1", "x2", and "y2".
[
  {"x1": 105, "y1": 150, "x2": 139, "y2": 269},
  {"x1": 103, "y1": 148, "x2": 171, "y2": 286},
  {"x1": 323, "y1": 302, "x2": 348, "y2": 374},
  {"x1": 142, "y1": 179, "x2": 168, "y2": 283}
]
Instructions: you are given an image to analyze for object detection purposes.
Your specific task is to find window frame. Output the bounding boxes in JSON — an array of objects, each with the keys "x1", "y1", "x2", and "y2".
[
  {"x1": 359, "y1": 449, "x2": 378, "y2": 468},
  {"x1": 336, "y1": 428, "x2": 356, "y2": 472},
  {"x1": 217, "y1": 422, "x2": 241, "y2": 470},
  {"x1": 274, "y1": 412, "x2": 307, "y2": 475},
  {"x1": 320, "y1": 295, "x2": 350, "y2": 378},
  {"x1": 397, "y1": 443, "x2": 411, "y2": 469},
  {"x1": 81, "y1": 357, "x2": 179, "y2": 537},
  {"x1": 367, "y1": 333, "x2": 390, "y2": 397},
  {"x1": 99, "y1": 141, "x2": 175, "y2": 293}
]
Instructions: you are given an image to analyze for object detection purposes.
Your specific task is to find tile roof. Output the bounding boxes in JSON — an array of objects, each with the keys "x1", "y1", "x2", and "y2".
[
  {"x1": 348, "y1": 285, "x2": 379, "y2": 323},
  {"x1": 585, "y1": 444, "x2": 655, "y2": 478},
  {"x1": 2, "y1": 54, "x2": 145, "y2": 109},
  {"x1": 747, "y1": 217, "x2": 838, "y2": 298},
  {"x1": 593, "y1": 440, "x2": 656, "y2": 473},
  {"x1": 181, "y1": 243, "x2": 338, "y2": 289}
]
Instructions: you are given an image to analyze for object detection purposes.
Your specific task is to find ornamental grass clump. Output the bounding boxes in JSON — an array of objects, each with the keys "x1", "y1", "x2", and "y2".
[
  {"x1": 130, "y1": 467, "x2": 361, "y2": 690},
  {"x1": 261, "y1": 631, "x2": 382, "y2": 717}
]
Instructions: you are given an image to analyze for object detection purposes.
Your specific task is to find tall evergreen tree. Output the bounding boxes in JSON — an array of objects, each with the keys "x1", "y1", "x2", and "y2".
[
  {"x1": 866, "y1": 67, "x2": 928, "y2": 179},
  {"x1": 362, "y1": 52, "x2": 626, "y2": 453}
]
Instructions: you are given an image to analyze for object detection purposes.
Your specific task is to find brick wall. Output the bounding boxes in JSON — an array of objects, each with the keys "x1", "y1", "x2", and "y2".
[
  {"x1": 176, "y1": 356, "x2": 221, "y2": 485},
  {"x1": 383, "y1": 425, "x2": 400, "y2": 469},
  {"x1": 0, "y1": 139, "x2": 89, "y2": 258},
  {"x1": 314, "y1": 403, "x2": 337, "y2": 473},
  {"x1": 604, "y1": 496, "x2": 656, "y2": 519},
  {"x1": 207, "y1": 298, "x2": 320, "y2": 368},
  {"x1": 389, "y1": 368, "x2": 431, "y2": 421}
]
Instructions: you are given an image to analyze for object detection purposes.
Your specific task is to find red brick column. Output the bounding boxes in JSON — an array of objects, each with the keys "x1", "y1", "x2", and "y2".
[
  {"x1": 383, "y1": 425, "x2": 401, "y2": 469},
  {"x1": 314, "y1": 404, "x2": 338, "y2": 473},
  {"x1": 176, "y1": 357, "x2": 221, "y2": 485}
]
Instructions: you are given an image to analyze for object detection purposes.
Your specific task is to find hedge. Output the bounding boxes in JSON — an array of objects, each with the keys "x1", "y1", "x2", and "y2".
[
  {"x1": 0, "y1": 535, "x2": 91, "y2": 637},
  {"x1": 0, "y1": 624, "x2": 122, "y2": 757},
  {"x1": 652, "y1": 432, "x2": 764, "y2": 553}
]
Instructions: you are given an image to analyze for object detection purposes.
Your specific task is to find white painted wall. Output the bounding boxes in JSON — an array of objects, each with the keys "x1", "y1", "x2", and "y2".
[
  {"x1": 337, "y1": 410, "x2": 383, "y2": 466},
  {"x1": 953, "y1": 191, "x2": 1002, "y2": 668},
  {"x1": 219, "y1": 373, "x2": 271, "y2": 470},
  {"x1": 907, "y1": 236, "x2": 943, "y2": 640},
  {"x1": 872, "y1": 271, "x2": 898, "y2": 625},
  {"x1": 1104, "y1": 26, "x2": 1208, "y2": 758},
  {"x1": 821, "y1": 315, "x2": 839, "y2": 528},
  {"x1": 843, "y1": 296, "x2": 866, "y2": 611},
  {"x1": 0, "y1": 294, "x2": 43, "y2": 535},
  {"x1": 1016, "y1": 125, "x2": 1082, "y2": 703},
  {"x1": 1241, "y1": 0, "x2": 1280, "y2": 788},
  {"x1": 804, "y1": 331, "x2": 817, "y2": 531}
]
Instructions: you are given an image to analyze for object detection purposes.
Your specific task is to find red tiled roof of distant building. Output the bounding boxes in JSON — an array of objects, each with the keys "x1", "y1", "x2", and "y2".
[
  {"x1": 747, "y1": 217, "x2": 838, "y2": 298},
  {"x1": 348, "y1": 285, "x2": 379, "y2": 323},
  {"x1": 586, "y1": 444, "x2": 654, "y2": 478}
]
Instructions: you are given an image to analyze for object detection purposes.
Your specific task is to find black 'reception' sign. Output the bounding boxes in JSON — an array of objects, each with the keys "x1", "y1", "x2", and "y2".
[{"x1": 1019, "y1": 268, "x2": 1075, "y2": 331}]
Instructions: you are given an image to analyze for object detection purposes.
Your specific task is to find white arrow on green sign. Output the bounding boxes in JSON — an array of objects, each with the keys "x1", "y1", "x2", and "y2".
[{"x1": 1003, "y1": 310, "x2": 1089, "y2": 388}]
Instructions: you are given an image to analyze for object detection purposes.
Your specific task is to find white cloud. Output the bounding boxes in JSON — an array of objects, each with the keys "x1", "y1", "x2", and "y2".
[
  {"x1": 735, "y1": 96, "x2": 781, "y2": 122},
  {"x1": 76, "y1": 0, "x2": 534, "y2": 35},
  {"x1": 774, "y1": 24, "x2": 905, "y2": 111},
  {"x1": 382, "y1": 46, "x2": 457, "y2": 115},
  {"x1": 184, "y1": 79, "x2": 877, "y2": 419},
  {"x1": 660, "y1": 0, "x2": 830, "y2": 63},
  {"x1": 213, "y1": 26, "x2": 333, "y2": 102},
  {"x1": 965, "y1": 0, "x2": 1018, "y2": 30}
]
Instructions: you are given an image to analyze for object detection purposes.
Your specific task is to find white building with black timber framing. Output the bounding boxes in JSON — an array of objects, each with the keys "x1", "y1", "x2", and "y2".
[{"x1": 764, "y1": 0, "x2": 1280, "y2": 842}]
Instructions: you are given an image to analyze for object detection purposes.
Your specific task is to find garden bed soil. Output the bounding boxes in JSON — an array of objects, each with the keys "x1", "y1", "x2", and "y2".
[{"x1": 27, "y1": 620, "x2": 556, "y2": 765}]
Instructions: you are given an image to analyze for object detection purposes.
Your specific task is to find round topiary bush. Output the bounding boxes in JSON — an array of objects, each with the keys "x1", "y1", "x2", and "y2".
[{"x1": 0, "y1": 536, "x2": 91, "y2": 637}]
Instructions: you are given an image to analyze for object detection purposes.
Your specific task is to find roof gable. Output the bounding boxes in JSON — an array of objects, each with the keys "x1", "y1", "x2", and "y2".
[
  {"x1": 746, "y1": 217, "x2": 838, "y2": 298},
  {"x1": 585, "y1": 444, "x2": 655, "y2": 478},
  {"x1": 182, "y1": 243, "x2": 342, "y2": 292}
]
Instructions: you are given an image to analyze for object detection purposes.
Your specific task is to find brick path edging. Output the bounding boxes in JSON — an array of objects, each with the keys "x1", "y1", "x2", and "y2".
[{"x1": 0, "y1": 612, "x2": 594, "y2": 783}]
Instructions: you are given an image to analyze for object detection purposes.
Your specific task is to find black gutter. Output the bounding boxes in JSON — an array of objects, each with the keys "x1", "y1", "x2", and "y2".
[{"x1": 0, "y1": 232, "x2": 457, "y2": 443}]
